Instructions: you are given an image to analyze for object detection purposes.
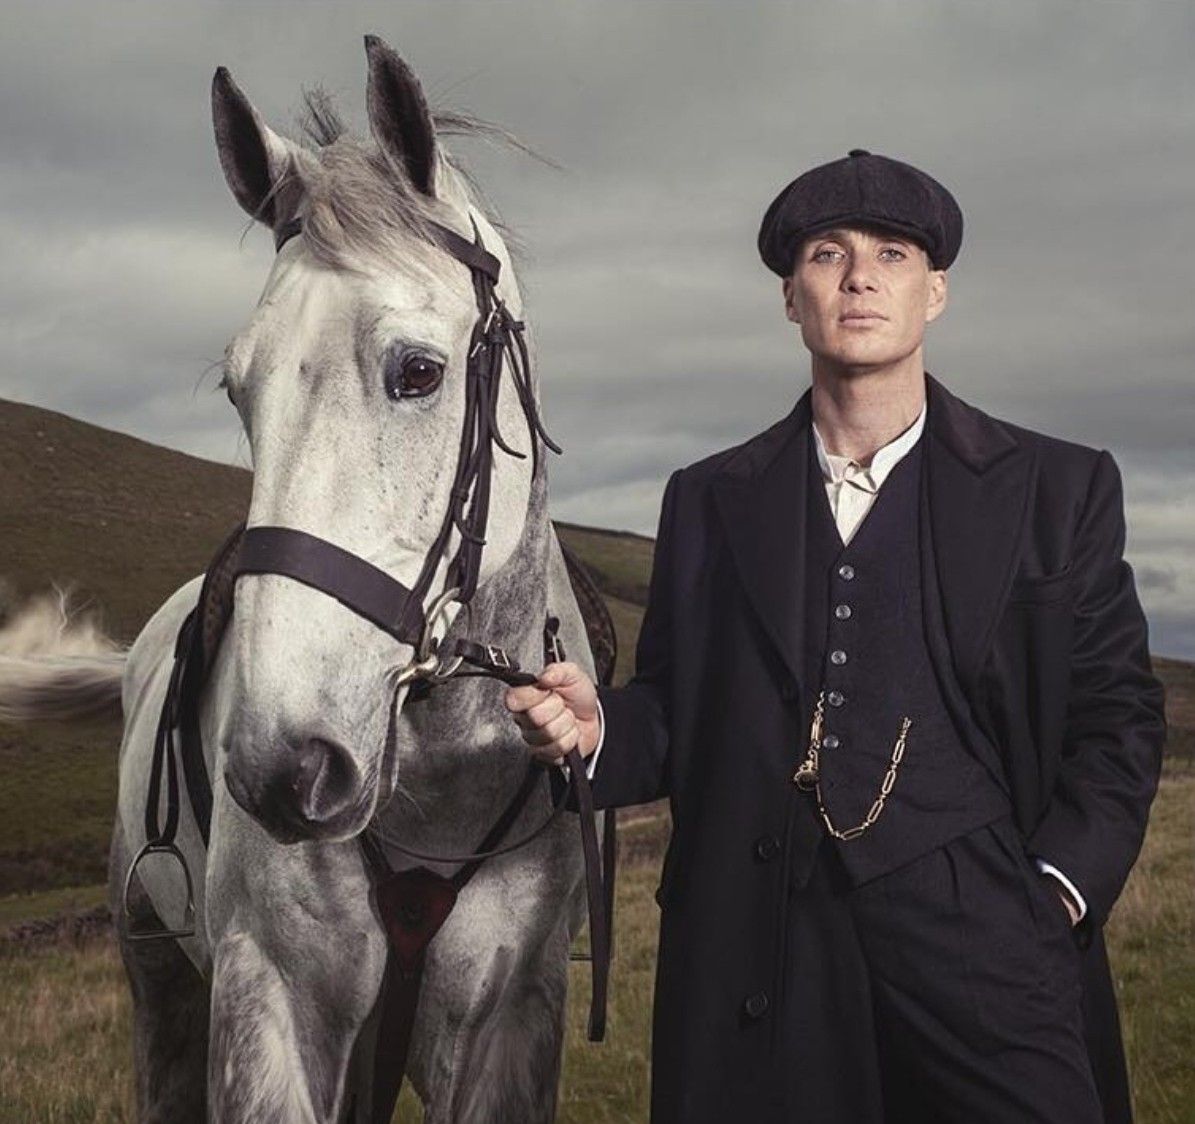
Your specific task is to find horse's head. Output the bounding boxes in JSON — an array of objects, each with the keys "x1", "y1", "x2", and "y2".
[{"x1": 213, "y1": 37, "x2": 539, "y2": 843}]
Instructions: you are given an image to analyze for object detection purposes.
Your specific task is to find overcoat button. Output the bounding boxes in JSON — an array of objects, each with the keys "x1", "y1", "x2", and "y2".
[
  {"x1": 754, "y1": 834, "x2": 780, "y2": 862},
  {"x1": 743, "y1": 991, "x2": 770, "y2": 1019}
]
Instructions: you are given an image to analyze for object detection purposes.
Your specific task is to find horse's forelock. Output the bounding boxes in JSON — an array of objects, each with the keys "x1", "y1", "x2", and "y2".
[{"x1": 285, "y1": 86, "x2": 520, "y2": 281}]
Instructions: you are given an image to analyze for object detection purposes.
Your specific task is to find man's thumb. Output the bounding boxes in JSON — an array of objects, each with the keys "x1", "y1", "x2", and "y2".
[{"x1": 539, "y1": 661, "x2": 569, "y2": 688}]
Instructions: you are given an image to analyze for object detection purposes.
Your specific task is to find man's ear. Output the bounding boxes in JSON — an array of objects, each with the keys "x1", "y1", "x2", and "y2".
[
  {"x1": 783, "y1": 276, "x2": 801, "y2": 325},
  {"x1": 924, "y1": 268, "x2": 948, "y2": 324}
]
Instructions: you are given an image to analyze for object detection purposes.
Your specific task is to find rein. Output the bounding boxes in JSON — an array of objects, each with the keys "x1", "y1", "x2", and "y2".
[{"x1": 124, "y1": 212, "x2": 615, "y2": 1119}]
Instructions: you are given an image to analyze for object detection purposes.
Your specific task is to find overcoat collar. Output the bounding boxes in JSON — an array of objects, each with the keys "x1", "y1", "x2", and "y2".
[{"x1": 710, "y1": 373, "x2": 1034, "y2": 699}]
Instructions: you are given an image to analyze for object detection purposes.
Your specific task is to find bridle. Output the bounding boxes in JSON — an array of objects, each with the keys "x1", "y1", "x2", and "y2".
[
  {"x1": 125, "y1": 210, "x2": 613, "y2": 1072},
  {"x1": 237, "y1": 212, "x2": 562, "y2": 689}
]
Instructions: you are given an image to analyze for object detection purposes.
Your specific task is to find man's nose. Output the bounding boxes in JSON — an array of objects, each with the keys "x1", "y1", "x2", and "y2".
[{"x1": 842, "y1": 258, "x2": 878, "y2": 292}]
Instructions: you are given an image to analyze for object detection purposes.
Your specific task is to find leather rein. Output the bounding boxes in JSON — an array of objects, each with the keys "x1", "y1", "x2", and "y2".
[{"x1": 123, "y1": 213, "x2": 614, "y2": 1115}]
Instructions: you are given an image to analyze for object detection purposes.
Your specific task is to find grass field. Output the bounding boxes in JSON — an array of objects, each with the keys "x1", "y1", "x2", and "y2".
[{"x1": 0, "y1": 774, "x2": 1191, "y2": 1123}]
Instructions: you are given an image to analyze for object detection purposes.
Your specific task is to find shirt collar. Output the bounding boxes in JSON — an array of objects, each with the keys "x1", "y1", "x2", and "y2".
[{"x1": 812, "y1": 400, "x2": 927, "y2": 488}]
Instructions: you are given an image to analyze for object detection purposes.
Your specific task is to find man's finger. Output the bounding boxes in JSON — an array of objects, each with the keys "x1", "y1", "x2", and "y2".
[
  {"x1": 504, "y1": 683, "x2": 553, "y2": 713},
  {"x1": 523, "y1": 725, "x2": 580, "y2": 753},
  {"x1": 536, "y1": 660, "x2": 583, "y2": 690},
  {"x1": 526, "y1": 694, "x2": 567, "y2": 728},
  {"x1": 520, "y1": 711, "x2": 577, "y2": 746},
  {"x1": 508, "y1": 696, "x2": 565, "y2": 731}
]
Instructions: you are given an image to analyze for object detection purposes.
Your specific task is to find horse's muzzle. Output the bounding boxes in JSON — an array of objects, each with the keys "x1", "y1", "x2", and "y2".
[{"x1": 224, "y1": 731, "x2": 373, "y2": 843}]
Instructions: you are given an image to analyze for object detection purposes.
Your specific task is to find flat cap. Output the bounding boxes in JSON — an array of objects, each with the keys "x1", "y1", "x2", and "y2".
[{"x1": 757, "y1": 149, "x2": 963, "y2": 276}]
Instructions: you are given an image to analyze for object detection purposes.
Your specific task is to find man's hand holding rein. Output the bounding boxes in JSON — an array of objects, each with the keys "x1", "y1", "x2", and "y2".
[{"x1": 504, "y1": 660, "x2": 602, "y2": 768}]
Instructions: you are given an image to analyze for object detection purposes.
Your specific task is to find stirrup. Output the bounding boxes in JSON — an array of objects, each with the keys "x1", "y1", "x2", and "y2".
[{"x1": 122, "y1": 840, "x2": 197, "y2": 941}]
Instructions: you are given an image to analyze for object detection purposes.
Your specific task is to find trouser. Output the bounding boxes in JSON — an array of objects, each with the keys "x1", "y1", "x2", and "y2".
[{"x1": 779, "y1": 815, "x2": 1104, "y2": 1123}]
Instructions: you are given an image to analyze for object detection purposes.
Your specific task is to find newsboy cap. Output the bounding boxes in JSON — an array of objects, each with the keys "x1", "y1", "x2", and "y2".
[{"x1": 757, "y1": 149, "x2": 963, "y2": 276}]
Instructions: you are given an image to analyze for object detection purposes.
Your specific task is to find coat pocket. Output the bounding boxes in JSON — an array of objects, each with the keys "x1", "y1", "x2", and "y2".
[{"x1": 1008, "y1": 562, "x2": 1074, "y2": 605}]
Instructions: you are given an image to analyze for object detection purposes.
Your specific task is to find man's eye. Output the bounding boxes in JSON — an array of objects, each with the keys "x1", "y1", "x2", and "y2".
[
  {"x1": 812, "y1": 248, "x2": 841, "y2": 262},
  {"x1": 385, "y1": 354, "x2": 445, "y2": 400},
  {"x1": 880, "y1": 247, "x2": 907, "y2": 261}
]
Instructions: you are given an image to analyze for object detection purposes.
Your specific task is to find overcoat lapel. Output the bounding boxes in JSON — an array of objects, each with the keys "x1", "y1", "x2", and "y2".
[
  {"x1": 709, "y1": 376, "x2": 1034, "y2": 708},
  {"x1": 710, "y1": 393, "x2": 812, "y2": 698},
  {"x1": 922, "y1": 374, "x2": 1035, "y2": 694}
]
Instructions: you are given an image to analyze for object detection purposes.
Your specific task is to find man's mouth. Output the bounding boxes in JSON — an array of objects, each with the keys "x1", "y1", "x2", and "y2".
[{"x1": 840, "y1": 310, "x2": 886, "y2": 322}]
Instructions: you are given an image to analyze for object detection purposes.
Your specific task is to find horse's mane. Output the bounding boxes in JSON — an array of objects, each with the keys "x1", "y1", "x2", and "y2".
[{"x1": 282, "y1": 85, "x2": 538, "y2": 277}]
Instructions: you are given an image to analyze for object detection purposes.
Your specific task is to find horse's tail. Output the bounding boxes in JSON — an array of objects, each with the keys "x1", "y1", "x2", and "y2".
[{"x1": 0, "y1": 586, "x2": 126, "y2": 722}]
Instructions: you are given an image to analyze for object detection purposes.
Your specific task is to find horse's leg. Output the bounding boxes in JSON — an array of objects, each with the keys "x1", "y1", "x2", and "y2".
[
  {"x1": 205, "y1": 819, "x2": 388, "y2": 1124},
  {"x1": 451, "y1": 942, "x2": 570, "y2": 1124},
  {"x1": 410, "y1": 879, "x2": 575, "y2": 1124},
  {"x1": 109, "y1": 820, "x2": 210, "y2": 1124}
]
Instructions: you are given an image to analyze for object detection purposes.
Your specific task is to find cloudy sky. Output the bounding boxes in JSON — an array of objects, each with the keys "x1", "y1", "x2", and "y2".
[{"x1": 2, "y1": 2, "x2": 1193, "y2": 655}]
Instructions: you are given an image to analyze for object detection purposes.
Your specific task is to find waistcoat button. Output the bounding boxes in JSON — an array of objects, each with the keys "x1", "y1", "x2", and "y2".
[
  {"x1": 834, "y1": 603, "x2": 852, "y2": 620},
  {"x1": 827, "y1": 690, "x2": 845, "y2": 708},
  {"x1": 830, "y1": 649, "x2": 848, "y2": 665},
  {"x1": 823, "y1": 733, "x2": 840, "y2": 749},
  {"x1": 838, "y1": 564, "x2": 855, "y2": 581},
  {"x1": 754, "y1": 834, "x2": 780, "y2": 862},
  {"x1": 743, "y1": 991, "x2": 770, "y2": 1019}
]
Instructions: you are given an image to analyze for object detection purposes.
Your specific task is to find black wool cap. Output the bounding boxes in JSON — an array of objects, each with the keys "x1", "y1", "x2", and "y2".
[{"x1": 757, "y1": 149, "x2": 963, "y2": 276}]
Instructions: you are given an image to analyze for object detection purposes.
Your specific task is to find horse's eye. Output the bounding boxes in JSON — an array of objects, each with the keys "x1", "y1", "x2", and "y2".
[{"x1": 385, "y1": 354, "x2": 445, "y2": 400}]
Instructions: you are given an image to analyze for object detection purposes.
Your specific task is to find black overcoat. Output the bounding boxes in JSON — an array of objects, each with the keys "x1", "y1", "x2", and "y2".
[{"x1": 592, "y1": 374, "x2": 1166, "y2": 1123}]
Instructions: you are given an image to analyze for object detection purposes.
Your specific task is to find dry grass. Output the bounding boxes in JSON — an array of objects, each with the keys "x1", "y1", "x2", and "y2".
[
  {"x1": 0, "y1": 940, "x2": 133, "y2": 1123},
  {"x1": 1105, "y1": 771, "x2": 1195, "y2": 1124},
  {"x1": 0, "y1": 784, "x2": 1190, "y2": 1123}
]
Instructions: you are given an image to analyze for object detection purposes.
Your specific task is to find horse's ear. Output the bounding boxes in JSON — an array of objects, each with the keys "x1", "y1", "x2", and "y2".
[
  {"x1": 211, "y1": 67, "x2": 306, "y2": 229},
  {"x1": 364, "y1": 35, "x2": 437, "y2": 197}
]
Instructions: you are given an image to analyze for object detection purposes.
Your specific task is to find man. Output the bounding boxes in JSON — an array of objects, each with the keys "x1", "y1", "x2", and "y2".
[{"x1": 504, "y1": 149, "x2": 1166, "y2": 1123}]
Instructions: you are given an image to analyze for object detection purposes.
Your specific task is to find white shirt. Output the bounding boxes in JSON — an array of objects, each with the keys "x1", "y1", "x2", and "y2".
[{"x1": 586, "y1": 401, "x2": 1085, "y2": 922}]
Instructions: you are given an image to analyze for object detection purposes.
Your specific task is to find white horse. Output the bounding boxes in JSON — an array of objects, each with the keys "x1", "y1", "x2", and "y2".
[{"x1": 0, "y1": 36, "x2": 599, "y2": 1123}]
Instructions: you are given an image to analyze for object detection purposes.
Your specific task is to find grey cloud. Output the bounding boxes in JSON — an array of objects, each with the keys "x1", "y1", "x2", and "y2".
[{"x1": 1137, "y1": 566, "x2": 1179, "y2": 595}]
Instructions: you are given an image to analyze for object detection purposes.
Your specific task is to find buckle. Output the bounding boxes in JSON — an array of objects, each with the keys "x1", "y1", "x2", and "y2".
[{"x1": 486, "y1": 645, "x2": 513, "y2": 669}]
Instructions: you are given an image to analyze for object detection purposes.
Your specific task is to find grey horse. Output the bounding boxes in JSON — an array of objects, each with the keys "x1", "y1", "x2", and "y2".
[{"x1": 0, "y1": 36, "x2": 598, "y2": 1123}]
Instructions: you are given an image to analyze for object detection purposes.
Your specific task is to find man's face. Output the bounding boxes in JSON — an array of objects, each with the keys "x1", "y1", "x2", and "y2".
[{"x1": 782, "y1": 225, "x2": 947, "y2": 373}]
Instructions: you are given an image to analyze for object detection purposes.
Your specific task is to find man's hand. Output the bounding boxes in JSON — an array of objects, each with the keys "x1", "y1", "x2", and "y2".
[
  {"x1": 1056, "y1": 886, "x2": 1082, "y2": 927},
  {"x1": 504, "y1": 660, "x2": 601, "y2": 768}
]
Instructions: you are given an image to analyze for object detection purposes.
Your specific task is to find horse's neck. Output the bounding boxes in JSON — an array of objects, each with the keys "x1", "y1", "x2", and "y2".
[{"x1": 376, "y1": 461, "x2": 556, "y2": 870}]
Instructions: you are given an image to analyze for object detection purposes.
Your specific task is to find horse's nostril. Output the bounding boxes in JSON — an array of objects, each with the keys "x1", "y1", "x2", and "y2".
[{"x1": 292, "y1": 736, "x2": 362, "y2": 823}]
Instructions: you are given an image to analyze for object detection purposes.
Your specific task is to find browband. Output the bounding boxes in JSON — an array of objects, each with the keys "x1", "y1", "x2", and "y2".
[{"x1": 273, "y1": 215, "x2": 501, "y2": 284}]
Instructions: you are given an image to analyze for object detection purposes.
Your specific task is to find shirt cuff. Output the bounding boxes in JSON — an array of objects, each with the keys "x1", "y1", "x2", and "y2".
[
  {"x1": 1033, "y1": 857, "x2": 1088, "y2": 923},
  {"x1": 558, "y1": 696, "x2": 604, "y2": 781}
]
